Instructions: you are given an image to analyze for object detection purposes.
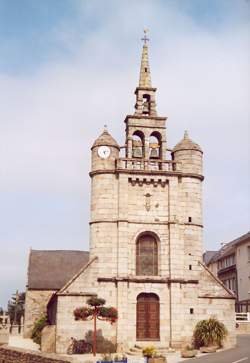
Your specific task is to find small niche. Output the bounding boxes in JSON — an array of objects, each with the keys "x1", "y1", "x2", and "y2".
[
  {"x1": 188, "y1": 217, "x2": 192, "y2": 223},
  {"x1": 190, "y1": 308, "x2": 194, "y2": 314},
  {"x1": 144, "y1": 67, "x2": 148, "y2": 72},
  {"x1": 189, "y1": 265, "x2": 192, "y2": 270}
]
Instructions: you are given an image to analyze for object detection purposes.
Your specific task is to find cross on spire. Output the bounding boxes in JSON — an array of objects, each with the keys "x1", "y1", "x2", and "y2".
[
  {"x1": 141, "y1": 28, "x2": 149, "y2": 44},
  {"x1": 139, "y1": 28, "x2": 152, "y2": 88}
]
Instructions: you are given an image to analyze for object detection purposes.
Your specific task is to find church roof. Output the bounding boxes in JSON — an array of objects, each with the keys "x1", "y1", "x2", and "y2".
[
  {"x1": 27, "y1": 250, "x2": 89, "y2": 290},
  {"x1": 92, "y1": 129, "x2": 120, "y2": 149},
  {"x1": 172, "y1": 131, "x2": 202, "y2": 153}
]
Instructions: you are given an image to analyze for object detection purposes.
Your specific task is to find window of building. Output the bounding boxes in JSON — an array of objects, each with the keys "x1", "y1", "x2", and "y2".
[
  {"x1": 248, "y1": 246, "x2": 250, "y2": 262},
  {"x1": 136, "y1": 233, "x2": 158, "y2": 276},
  {"x1": 218, "y1": 254, "x2": 235, "y2": 270}
]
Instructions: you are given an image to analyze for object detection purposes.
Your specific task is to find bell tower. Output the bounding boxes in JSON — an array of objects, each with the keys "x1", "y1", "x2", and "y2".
[
  {"x1": 89, "y1": 31, "x2": 205, "y2": 347},
  {"x1": 125, "y1": 30, "x2": 167, "y2": 162}
]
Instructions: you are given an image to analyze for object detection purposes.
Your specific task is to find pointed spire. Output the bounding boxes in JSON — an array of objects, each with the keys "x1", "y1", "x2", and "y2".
[{"x1": 139, "y1": 29, "x2": 152, "y2": 88}]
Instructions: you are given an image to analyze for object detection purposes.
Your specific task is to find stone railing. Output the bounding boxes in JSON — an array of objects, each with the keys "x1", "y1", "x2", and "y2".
[
  {"x1": 236, "y1": 312, "x2": 250, "y2": 322},
  {"x1": 116, "y1": 158, "x2": 181, "y2": 172}
]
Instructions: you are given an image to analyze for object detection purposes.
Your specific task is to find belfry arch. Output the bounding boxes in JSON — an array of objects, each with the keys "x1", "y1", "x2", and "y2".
[{"x1": 132, "y1": 130, "x2": 145, "y2": 158}]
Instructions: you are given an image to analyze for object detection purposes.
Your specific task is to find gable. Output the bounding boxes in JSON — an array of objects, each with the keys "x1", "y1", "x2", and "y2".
[{"x1": 198, "y1": 261, "x2": 235, "y2": 299}]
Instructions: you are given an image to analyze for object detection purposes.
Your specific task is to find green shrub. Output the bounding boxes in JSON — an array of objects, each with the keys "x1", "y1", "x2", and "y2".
[
  {"x1": 193, "y1": 318, "x2": 228, "y2": 348},
  {"x1": 31, "y1": 314, "x2": 48, "y2": 346}
]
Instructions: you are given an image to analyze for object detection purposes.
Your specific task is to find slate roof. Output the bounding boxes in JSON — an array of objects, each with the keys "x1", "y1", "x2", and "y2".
[
  {"x1": 27, "y1": 250, "x2": 89, "y2": 290},
  {"x1": 205, "y1": 231, "x2": 250, "y2": 265},
  {"x1": 92, "y1": 130, "x2": 120, "y2": 149},
  {"x1": 172, "y1": 131, "x2": 202, "y2": 153},
  {"x1": 203, "y1": 251, "x2": 217, "y2": 265}
]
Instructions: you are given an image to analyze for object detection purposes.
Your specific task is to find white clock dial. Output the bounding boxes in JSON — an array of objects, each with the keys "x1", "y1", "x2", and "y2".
[{"x1": 98, "y1": 146, "x2": 111, "y2": 159}]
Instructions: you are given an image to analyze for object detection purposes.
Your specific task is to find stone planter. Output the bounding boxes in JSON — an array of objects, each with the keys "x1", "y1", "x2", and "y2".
[
  {"x1": 148, "y1": 357, "x2": 167, "y2": 363},
  {"x1": 200, "y1": 346, "x2": 217, "y2": 353},
  {"x1": 181, "y1": 350, "x2": 197, "y2": 358}
]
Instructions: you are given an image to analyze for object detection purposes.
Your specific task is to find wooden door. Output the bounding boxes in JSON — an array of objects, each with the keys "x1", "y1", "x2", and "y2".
[{"x1": 136, "y1": 293, "x2": 160, "y2": 340}]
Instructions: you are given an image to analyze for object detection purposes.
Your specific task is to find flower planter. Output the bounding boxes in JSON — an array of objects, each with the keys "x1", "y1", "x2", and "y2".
[
  {"x1": 148, "y1": 357, "x2": 166, "y2": 363},
  {"x1": 200, "y1": 346, "x2": 217, "y2": 353},
  {"x1": 181, "y1": 350, "x2": 197, "y2": 358}
]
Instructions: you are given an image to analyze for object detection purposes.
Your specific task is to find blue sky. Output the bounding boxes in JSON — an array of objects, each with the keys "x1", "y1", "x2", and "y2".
[{"x1": 0, "y1": 0, "x2": 249, "y2": 308}]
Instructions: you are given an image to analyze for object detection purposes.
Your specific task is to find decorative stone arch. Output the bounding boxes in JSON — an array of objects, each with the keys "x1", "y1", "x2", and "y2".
[
  {"x1": 149, "y1": 131, "x2": 162, "y2": 159},
  {"x1": 136, "y1": 292, "x2": 160, "y2": 340},
  {"x1": 132, "y1": 130, "x2": 145, "y2": 158},
  {"x1": 135, "y1": 231, "x2": 159, "y2": 276}
]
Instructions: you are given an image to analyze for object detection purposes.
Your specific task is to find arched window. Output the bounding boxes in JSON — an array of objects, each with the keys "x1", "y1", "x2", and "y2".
[
  {"x1": 136, "y1": 233, "x2": 158, "y2": 276},
  {"x1": 149, "y1": 132, "x2": 161, "y2": 159},
  {"x1": 136, "y1": 293, "x2": 160, "y2": 340},
  {"x1": 132, "y1": 131, "x2": 144, "y2": 158}
]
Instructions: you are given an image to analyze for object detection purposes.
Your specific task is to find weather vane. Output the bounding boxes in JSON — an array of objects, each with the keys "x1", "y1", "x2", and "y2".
[{"x1": 141, "y1": 28, "x2": 149, "y2": 44}]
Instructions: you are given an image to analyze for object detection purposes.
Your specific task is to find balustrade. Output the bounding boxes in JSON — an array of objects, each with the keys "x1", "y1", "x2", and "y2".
[{"x1": 116, "y1": 158, "x2": 181, "y2": 172}]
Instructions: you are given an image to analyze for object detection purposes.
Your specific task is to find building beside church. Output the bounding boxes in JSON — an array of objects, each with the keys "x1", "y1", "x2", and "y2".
[
  {"x1": 24, "y1": 36, "x2": 236, "y2": 353},
  {"x1": 204, "y1": 231, "x2": 250, "y2": 312}
]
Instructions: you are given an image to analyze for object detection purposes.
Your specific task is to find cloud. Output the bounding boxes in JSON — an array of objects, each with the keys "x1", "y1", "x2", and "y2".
[{"x1": 0, "y1": 0, "x2": 249, "y2": 307}]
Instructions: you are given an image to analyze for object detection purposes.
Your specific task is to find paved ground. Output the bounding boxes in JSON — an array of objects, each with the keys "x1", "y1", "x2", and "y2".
[
  {"x1": 7, "y1": 334, "x2": 250, "y2": 363},
  {"x1": 178, "y1": 335, "x2": 250, "y2": 363},
  {"x1": 8, "y1": 335, "x2": 39, "y2": 351}
]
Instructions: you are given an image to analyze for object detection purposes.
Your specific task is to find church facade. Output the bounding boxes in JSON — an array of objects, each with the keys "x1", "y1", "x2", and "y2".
[{"x1": 24, "y1": 37, "x2": 236, "y2": 353}]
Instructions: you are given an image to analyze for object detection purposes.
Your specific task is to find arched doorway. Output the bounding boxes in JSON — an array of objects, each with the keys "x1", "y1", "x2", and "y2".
[{"x1": 136, "y1": 293, "x2": 160, "y2": 340}]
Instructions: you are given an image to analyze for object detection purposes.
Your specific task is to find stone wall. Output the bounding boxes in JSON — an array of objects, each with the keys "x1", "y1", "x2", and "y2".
[
  {"x1": 24, "y1": 290, "x2": 55, "y2": 338},
  {"x1": 0, "y1": 346, "x2": 72, "y2": 363},
  {"x1": 236, "y1": 322, "x2": 250, "y2": 334}
]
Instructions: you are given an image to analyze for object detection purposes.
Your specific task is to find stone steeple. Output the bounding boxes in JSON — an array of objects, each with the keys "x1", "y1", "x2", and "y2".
[
  {"x1": 139, "y1": 41, "x2": 152, "y2": 88},
  {"x1": 134, "y1": 30, "x2": 157, "y2": 117}
]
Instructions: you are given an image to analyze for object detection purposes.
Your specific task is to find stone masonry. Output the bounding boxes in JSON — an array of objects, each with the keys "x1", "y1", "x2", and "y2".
[{"x1": 51, "y1": 37, "x2": 236, "y2": 353}]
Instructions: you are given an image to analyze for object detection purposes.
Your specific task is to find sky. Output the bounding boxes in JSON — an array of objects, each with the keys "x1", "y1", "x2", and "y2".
[{"x1": 0, "y1": 0, "x2": 249, "y2": 308}]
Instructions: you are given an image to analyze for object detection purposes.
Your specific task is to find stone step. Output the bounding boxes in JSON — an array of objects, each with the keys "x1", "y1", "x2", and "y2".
[
  {"x1": 130, "y1": 347, "x2": 143, "y2": 353},
  {"x1": 126, "y1": 350, "x2": 143, "y2": 356}
]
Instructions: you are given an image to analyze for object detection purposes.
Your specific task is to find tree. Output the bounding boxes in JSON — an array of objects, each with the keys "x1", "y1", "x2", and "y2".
[
  {"x1": 74, "y1": 296, "x2": 118, "y2": 356},
  {"x1": 7, "y1": 291, "x2": 25, "y2": 332}
]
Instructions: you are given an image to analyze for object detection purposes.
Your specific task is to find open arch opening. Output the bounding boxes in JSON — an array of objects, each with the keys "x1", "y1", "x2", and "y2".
[
  {"x1": 132, "y1": 131, "x2": 144, "y2": 158},
  {"x1": 149, "y1": 132, "x2": 161, "y2": 159},
  {"x1": 136, "y1": 233, "x2": 158, "y2": 276},
  {"x1": 142, "y1": 94, "x2": 151, "y2": 115},
  {"x1": 136, "y1": 293, "x2": 160, "y2": 340}
]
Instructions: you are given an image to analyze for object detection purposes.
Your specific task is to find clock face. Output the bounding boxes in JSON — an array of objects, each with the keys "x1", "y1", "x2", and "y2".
[{"x1": 98, "y1": 146, "x2": 111, "y2": 159}]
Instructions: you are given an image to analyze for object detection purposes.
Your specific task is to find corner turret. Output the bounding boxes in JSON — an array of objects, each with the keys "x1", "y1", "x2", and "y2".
[
  {"x1": 172, "y1": 131, "x2": 203, "y2": 175},
  {"x1": 91, "y1": 128, "x2": 120, "y2": 172}
]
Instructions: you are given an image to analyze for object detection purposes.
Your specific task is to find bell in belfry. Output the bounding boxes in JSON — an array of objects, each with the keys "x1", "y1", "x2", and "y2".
[
  {"x1": 133, "y1": 140, "x2": 143, "y2": 157},
  {"x1": 142, "y1": 100, "x2": 150, "y2": 114},
  {"x1": 149, "y1": 144, "x2": 159, "y2": 158}
]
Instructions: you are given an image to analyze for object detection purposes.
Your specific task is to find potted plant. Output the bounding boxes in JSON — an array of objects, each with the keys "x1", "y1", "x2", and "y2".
[
  {"x1": 97, "y1": 354, "x2": 113, "y2": 363},
  {"x1": 96, "y1": 354, "x2": 127, "y2": 363},
  {"x1": 181, "y1": 345, "x2": 197, "y2": 358},
  {"x1": 142, "y1": 346, "x2": 166, "y2": 363},
  {"x1": 114, "y1": 354, "x2": 127, "y2": 363},
  {"x1": 152, "y1": 353, "x2": 167, "y2": 363},
  {"x1": 193, "y1": 317, "x2": 228, "y2": 353}
]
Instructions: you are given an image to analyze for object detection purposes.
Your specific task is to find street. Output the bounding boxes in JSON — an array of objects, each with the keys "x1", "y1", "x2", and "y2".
[{"x1": 180, "y1": 335, "x2": 250, "y2": 363}]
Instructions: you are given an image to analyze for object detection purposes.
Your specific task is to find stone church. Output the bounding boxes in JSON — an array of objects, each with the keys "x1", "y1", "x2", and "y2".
[{"x1": 24, "y1": 37, "x2": 236, "y2": 353}]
